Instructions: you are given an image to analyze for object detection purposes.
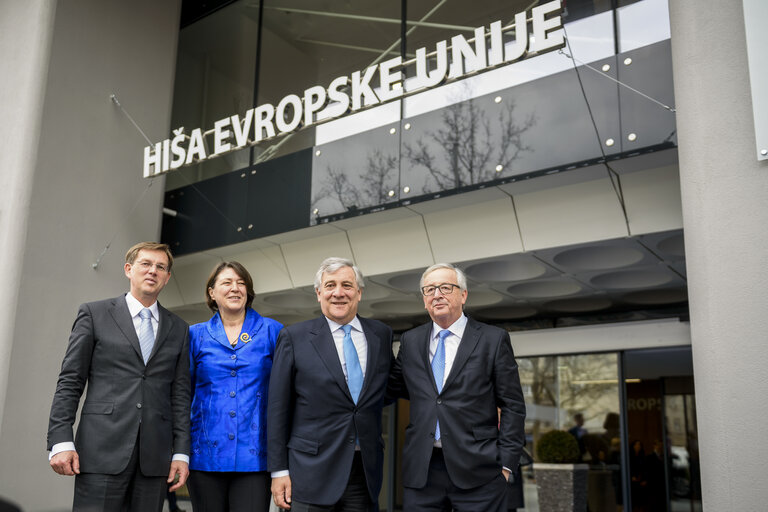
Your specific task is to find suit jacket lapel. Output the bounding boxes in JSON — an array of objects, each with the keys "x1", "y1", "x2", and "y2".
[
  {"x1": 108, "y1": 296, "x2": 143, "y2": 362},
  {"x1": 358, "y1": 317, "x2": 380, "y2": 401},
  {"x1": 443, "y1": 318, "x2": 481, "y2": 391},
  {"x1": 309, "y1": 317, "x2": 353, "y2": 402},
  {"x1": 417, "y1": 323, "x2": 440, "y2": 394},
  {"x1": 149, "y1": 304, "x2": 173, "y2": 362}
]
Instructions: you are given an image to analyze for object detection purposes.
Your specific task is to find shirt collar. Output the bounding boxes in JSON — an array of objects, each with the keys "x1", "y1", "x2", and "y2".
[
  {"x1": 326, "y1": 315, "x2": 363, "y2": 333},
  {"x1": 432, "y1": 313, "x2": 468, "y2": 340},
  {"x1": 125, "y1": 292, "x2": 159, "y2": 320}
]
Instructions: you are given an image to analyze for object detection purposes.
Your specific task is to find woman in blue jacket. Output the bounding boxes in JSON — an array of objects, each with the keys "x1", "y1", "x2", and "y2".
[{"x1": 187, "y1": 261, "x2": 283, "y2": 512}]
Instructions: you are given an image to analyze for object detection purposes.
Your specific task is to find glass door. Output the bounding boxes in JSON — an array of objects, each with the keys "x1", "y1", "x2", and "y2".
[{"x1": 623, "y1": 347, "x2": 701, "y2": 512}]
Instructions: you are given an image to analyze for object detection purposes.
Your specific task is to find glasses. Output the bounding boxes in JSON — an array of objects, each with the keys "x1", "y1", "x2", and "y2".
[
  {"x1": 421, "y1": 283, "x2": 460, "y2": 296},
  {"x1": 135, "y1": 260, "x2": 169, "y2": 273}
]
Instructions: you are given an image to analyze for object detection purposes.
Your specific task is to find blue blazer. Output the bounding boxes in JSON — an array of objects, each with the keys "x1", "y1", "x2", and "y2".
[
  {"x1": 267, "y1": 315, "x2": 394, "y2": 505},
  {"x1": 189, "y1": 308, "x2": 282, "y2": 472}
]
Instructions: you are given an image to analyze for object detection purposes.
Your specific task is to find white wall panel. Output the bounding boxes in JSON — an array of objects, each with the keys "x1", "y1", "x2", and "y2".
[
  {"x1": 347, "y1": 216, "x2": 433, "y2": 275},
  {"x1": 623, "y1": 165, "x2": 684, "y2": 235},
  {"x1": 424, "y1": 198, "x2": 523, "y2": 263},
  {"x1": 281, "y1": 231, "x2": 355, "y2": 287},
  {"x1": 515, "y1": 178, "x2": 629, "y2": 250}
]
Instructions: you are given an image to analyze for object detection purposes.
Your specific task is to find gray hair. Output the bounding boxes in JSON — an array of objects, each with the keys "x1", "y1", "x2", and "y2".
[
  {"x1": 420, "y1": 263, "x2": 468, "y2": 292},
  {"x1": 314, "y1": 257, "x2": 365, "y2": 290}
]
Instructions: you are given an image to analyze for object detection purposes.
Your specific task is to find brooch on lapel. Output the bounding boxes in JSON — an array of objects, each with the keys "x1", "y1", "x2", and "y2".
[{"x1": 240, "y1": 332, "x2": 251, "y2": 344}]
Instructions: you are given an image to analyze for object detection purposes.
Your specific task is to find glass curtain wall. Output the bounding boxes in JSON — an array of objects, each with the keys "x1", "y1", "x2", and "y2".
[
  {"x1": 519, "y1": 352, "x2": 624, "y2": 511},
  {"x1": 165, "y1": 0, "x2": 675, "y2": 235},
  {"x1": 167, "y1": 1, "x2": 260, "y2": 190}
]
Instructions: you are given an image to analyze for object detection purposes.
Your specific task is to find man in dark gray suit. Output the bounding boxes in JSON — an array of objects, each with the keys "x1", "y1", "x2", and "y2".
[
  {"x1": 47, "y1": 242, "x2": 191, "y2": 511},
  {"x1": 268, "y1": 257, "x2": 393, "y2": 511},
  {"x1": 388, "y1": 263, "x2": 526, "y2": 512}
]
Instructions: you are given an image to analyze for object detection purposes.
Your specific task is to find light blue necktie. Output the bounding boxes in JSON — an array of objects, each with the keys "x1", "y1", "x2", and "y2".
[
  {"x1": 342, "y1": 325, "x2": 363, "y2": 403},
  {"x1": 138, "y1": 308, "x2": 155, "y2": 364},
  {"x1": 432, "y1": 329, "x2": 450, "y2": 441}
]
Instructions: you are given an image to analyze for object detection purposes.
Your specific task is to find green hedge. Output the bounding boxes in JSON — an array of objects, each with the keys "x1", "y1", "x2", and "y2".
[{"x1": 536, "y1": 430, "x2": 581, "y2": 463}]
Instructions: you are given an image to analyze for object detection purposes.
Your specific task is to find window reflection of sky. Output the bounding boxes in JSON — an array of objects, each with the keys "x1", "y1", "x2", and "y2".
[
  {"x1": 316, "y1": 10, "x2": 617, "y2": 146},
  {"x1": 315, "y1": 0, "x2": 671, "y2": 146}
]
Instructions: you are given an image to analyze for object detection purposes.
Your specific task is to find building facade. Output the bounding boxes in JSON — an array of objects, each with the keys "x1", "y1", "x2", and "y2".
[{"x1": 0, "y1": 0, "x2": 765, "y2": 510}]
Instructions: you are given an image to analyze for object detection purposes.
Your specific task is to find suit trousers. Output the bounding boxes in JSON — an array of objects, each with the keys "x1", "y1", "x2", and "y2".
[
  {"x1": 187, "y1": 470, "x2": 270, "y2": 512},
  {"x1": 403, "y1": 448, "x2": 507, "y2": 512},
  {"x1": 73, "y1": 431, "x2": 166, "y2": 512},
  {"x1": 290, "y1": 452, "x2": 376, "y2": 512}
]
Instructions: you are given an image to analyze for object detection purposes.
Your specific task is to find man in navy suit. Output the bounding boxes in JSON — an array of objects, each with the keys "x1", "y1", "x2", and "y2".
[
  {"x1": 268, "y1": 257, "x2": 393, "y2": 511},
  {"x1": 388, "y1": 263, "x2": 526, "y2": 512}
]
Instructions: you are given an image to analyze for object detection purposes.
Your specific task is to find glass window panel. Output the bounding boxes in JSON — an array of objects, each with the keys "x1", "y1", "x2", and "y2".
[
  {"x1": 519, "y1": 353, "x2": 624, "y2": 511},
  {"x1": 310, "y1": 122, "x2": 401, "y2": 224},
  {"x1": 167, "y1": 0, "x2": 259, "y2": 190},
  {"x1": 257, "y1": 0, "x2": 403, "y2": 163},
  {"x1": 400, "y1": 1, "x2": 619, "y2": 197},
  {"x1": 617, "y1": 0, "x2": 671, "y2": 53}
]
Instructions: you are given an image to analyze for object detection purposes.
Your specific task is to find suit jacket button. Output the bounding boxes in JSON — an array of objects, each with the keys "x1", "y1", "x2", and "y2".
[
  {"x1": 437, "y1": 399, "x2": 442, "y2": 404},
  {"x1": 229, "y1": 410, "x2": 236, "y2": 417},
  {"x1": 228, "y1": 433, "x2": 235, "y2": 440},
  {"x1": 348, "y1": 438, "x2": 354, "y2": 444},
  {"x1": 230, "y1": 370, "x2": 237, "y2": 376},
  {"x1": 230, "y1": 391, "x2": 236, "y2": 397},
  {"x1": 136, "y1": 403, "x2": 142, "y2": 409}
]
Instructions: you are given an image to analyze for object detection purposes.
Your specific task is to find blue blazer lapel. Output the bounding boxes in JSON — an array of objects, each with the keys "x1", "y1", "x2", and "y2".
[
  {"x1": 309, "y1": 316, "x2": 353, "y2": 402},
  {"x1": 205, "y1": 312, "x2": 233, "y2": 349},
  {"x1": 443, "y1": 318, "x2": 481, "y2": 391},
  {"x1": 108, "y1": 296, "x2": 143, "y2": 362}
]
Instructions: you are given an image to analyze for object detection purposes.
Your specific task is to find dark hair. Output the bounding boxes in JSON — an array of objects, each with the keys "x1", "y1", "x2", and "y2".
[
  {"x1": 125, "y1": 242, "x2": 174, "y2": 271},
  {"x1": 205, "y1": 261, "x2": 255, "y2": 312}
]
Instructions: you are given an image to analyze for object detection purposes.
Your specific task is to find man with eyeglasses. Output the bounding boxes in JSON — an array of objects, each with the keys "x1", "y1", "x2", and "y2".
[
  {"x1": 388, "y1": 263, "x2": 526, "y2": 512},
  {"x1": 47, "y1": 242, "x2": 191, "y2": 512}
]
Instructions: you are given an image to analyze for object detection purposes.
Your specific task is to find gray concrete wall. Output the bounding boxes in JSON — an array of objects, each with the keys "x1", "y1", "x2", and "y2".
[
  {"x1": 669, "y1": 1, "x2": 768, "y2": 510},
  {"x1": 0, "y1": 0, "x2": 57, "y2": 438},
  {"x1": 0, "y1": 0, "x2": 181, "y2": 509}
]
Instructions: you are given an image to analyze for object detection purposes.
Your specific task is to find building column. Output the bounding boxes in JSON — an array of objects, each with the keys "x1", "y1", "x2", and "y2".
[
  {"x1": 669, "y1": 1, "x2": 768, "y2": 509},
  {"x1": 0, "y1": 0, "x2": 57, "y2": 433}
]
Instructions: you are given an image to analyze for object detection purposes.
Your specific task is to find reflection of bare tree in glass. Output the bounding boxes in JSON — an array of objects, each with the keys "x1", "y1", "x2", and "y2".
[
  {"x1": 315, "y1": 165, "x2": 361, "y2": 212},
  {"x1": 528, "y1": 357, "x2": 556, "y2": 454},
  {"x1": 405, "y1": 98, "x2": 535, "y2": 191},
  {"x1": 312, "y1": 149, "x2": 397, "y2": 214},
  {"x1": 360, "y1": 149, "x2": 398, "y2": 205},
  {"x1": 558, "y1": 355, "x2": 620, "y2": 423}
]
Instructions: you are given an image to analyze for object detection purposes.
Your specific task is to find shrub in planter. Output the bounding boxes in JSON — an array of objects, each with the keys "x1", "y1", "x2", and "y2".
[
  {"x1": 537, "y1": 430, "x2": 581, "y2": 463},
  {"x1": 535, "y1": 430, "x2": 587, "y2": 512}
]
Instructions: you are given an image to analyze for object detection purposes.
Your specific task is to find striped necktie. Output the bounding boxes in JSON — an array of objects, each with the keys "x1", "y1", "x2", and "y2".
[{"x1": 138, "y1": 308, "x2": 155, "y2": 364}]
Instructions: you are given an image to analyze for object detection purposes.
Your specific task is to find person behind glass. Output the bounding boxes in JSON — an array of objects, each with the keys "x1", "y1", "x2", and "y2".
[{"x1": 187, "y1": 261, "x2": 283, "y2": 512}]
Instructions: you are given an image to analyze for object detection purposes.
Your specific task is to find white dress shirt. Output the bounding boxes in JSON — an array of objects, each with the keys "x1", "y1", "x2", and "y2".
[
  {"x1": 49, "y1": 292, "x2": 189, "y2": 464},
  {"x1": 429, "y1": 314, "x2": 468, "y2": 388},
  {"x1": 327, "y1": 315, "x2": 368, "y2": 380}
]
